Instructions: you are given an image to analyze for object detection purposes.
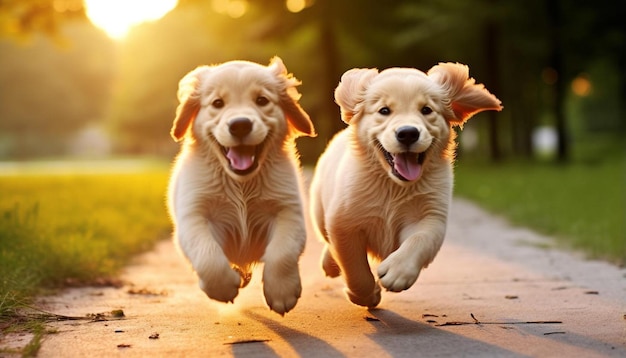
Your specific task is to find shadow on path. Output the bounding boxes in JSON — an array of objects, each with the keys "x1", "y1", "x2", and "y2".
[
  {"x1": 366, "y1": 308, "x2": 526, "y2": 357},
  {"x1": 243, "y1": 310, "x2": 345, "y2": 358},
  {"x1": 229, "y1": 339, "x2": 280, "y2": 358}
]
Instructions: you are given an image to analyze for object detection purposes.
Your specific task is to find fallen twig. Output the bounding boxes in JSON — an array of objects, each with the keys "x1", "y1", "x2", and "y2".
[
  {"x1": 224, "y1": 339, "x2": 271, "y2": 345},
  {"x1": 17, "y1": 307, "x2": 125, "y2": 323},
  {"x1": 436, "y1": 313, "x2": 562, "y2": 327},
  {"x1": 23, "y1": 312, "x2": 87, "y2": 322}
]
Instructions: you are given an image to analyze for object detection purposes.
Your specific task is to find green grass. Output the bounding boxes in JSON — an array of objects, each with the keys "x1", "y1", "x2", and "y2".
[
  {"x1": 0, "y1": 163, "x2": 172, "y2": 353},
  {"x1": 453, "y1": 156, "x2": 625, "y2": 265}
]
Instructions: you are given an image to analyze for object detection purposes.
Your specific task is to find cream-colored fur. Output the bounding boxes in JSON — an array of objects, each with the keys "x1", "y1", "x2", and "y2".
[
  {"x1": 310, "y1": 63, "x2": 502, "y2": 307},
  {"x1": 168, "y1": 57, "x2": 316, "y2": 315}
]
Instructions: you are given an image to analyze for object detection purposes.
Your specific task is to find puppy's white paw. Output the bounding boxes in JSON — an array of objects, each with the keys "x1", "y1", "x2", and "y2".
[
  {"x1": 345, "y1": 283, "x2": 381, "y2": 308},
  {"x1": 198, "y1": 263, "x2": 241, "y2": 303},
  {"x1": 262, "y1": 265, "x2": 302, "y2": 315},
  {"x1": 377, "y1": 252, "x2": 421, "y2": 292}
]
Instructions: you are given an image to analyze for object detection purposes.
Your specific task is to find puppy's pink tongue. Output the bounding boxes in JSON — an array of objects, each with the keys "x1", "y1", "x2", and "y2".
[
  {"x1": 226, "y1": 146, "x2": 255, "y2": 171},
  {"x1": 393, "y1": 152, "x2": 422, "y2": 181}
]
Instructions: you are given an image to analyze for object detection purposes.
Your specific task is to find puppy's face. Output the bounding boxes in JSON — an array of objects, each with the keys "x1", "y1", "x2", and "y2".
[
  {"x1": 195, "y1": 63, "x2": 285, "y2": 177},
  {"x1": 360, "y1": 70, "x2": 450, "y2": 184},
  {"x1": 335, "y1": 63, "x2": 502, "y2": 185},
  {"x1": 171, "y1": 58, "x2": 315, "y2": 180}
]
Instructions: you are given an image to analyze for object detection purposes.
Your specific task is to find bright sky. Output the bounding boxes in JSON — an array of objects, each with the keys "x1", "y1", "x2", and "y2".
[{"x1": 84, "y1": 0, "x2": 178, "y2": 39}]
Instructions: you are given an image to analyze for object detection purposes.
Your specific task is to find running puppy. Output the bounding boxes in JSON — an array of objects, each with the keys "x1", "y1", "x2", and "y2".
[
  {"x1": 310, "y1": 63, "x2": 502, "y2": 307},
  {"x1": 168, "y1": 57, "x2": 316, "y2": 315}
]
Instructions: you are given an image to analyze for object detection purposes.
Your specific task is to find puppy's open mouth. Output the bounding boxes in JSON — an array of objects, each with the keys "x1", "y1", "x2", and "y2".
[
  {"x1": 378, "y1": 143, "x2": 427, "y2": 182},
  {"x1": 222, "y1": 144, "x2": 262, "y2": 175}
]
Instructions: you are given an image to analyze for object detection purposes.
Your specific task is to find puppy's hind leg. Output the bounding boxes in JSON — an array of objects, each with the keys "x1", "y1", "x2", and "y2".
[
  {"x1": 309, "y1": 187, "x2": 340, "y2": 277},
  {"x1": 330, "y1": 230, "x2": 381, "y2": 308},
  {"x1": 321, "y1": 245, "x2": 341, "y2": 277}
]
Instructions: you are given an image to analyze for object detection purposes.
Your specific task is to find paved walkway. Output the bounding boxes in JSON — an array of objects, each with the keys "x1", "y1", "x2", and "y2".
[{"x1": 28, "y1": 199, "x2": 626, "y2": 357}]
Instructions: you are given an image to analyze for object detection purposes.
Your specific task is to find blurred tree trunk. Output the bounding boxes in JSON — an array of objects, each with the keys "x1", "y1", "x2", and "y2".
[
  {"x1": 508, "y1": 49, "x2": 534, "y2": 159},
  {"x1": 484, "y1": 21, "x2": 502, "y2": 162},
  {"x1": 514, "y1": 79, "x2": 535, "y2": 159},
  {"x1": 547, "y1": 0, "x2": 570, "y2": 162},
  {"x1": 316, "y1": 1, "x2": 342, "y2": 141},
  {"x1": 618, "y1": 48, "x2": 626, "y2": 134}
]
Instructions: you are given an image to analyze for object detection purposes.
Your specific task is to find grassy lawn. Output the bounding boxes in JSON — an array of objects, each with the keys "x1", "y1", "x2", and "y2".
[
  {"x1": 453, "y1": 156, "x2": 625, "y2": 265},
  {"x1": 0, "y1": 161, "x2": 172, "y2": 344}
]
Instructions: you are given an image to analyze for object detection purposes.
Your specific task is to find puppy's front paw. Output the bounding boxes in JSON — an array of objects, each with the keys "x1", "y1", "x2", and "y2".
[
  {"x1": 263, "y1": 265, "x2": 302, "y2": 315},
  {"x1": 345, "y1": 283, "x2": 381, "y2": 308},
  {"x1": 198, "y1": 263, "x2": 241, "y2": 303},
  {"x1": 377, "y1": 253, "x2": 421, "y2": 292}
]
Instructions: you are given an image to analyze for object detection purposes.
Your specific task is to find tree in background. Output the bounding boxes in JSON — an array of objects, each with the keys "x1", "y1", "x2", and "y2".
[{"x1": 0, "y1": 16, "x2": 114, "y2": 158}]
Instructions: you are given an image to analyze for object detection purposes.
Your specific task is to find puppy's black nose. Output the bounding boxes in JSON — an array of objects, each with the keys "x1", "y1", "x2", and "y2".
[
  {"x1": 396, "y1": 126, "x2": 420, "y2": 146},
  {"x1": 229, "y1": 117, "x2": 253, "y2": 139}
]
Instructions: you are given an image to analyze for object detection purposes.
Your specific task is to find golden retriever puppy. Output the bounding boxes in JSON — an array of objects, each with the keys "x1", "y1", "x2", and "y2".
[
  {"x1": 168, "y1": 57, "x2": 316, "y2": 315},
  {"x1": 310, "y1": 63, "x2": 502, "y2": 307}
]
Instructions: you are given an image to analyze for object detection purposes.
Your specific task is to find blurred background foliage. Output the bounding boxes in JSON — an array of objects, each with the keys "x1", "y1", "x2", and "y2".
[{"x1": 0, "y1": 0, "x2": 623, "y2": 164}]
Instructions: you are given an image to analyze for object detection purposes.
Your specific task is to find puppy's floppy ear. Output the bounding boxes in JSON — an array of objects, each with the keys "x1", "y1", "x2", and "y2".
[
  {"x1": 334, "y1": 68, "x2": 379, "y2": 124},
  {"x1": 170, "y1": 67, "x2": 207, "y2": 142},
  {"x1": 268, "y1": 56, "x2": 316, "y2": 137},
  {"x1": 428, "y1": 62, "x2": 503, "y2": 126}
]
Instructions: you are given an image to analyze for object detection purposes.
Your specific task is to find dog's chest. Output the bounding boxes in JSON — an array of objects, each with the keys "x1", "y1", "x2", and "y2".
[
  {"x1": 345, "y1": 183, "x2": 417, "y2": 221},
  {"x1": 338, "y1": 187, "x2": 422, "y2": 256},
  {"x1": 200, "y1": 189, "x2": 279, "y2": 267},
  {"x1": 207, "y1": 186, "x2": 280, "y2": 240}
]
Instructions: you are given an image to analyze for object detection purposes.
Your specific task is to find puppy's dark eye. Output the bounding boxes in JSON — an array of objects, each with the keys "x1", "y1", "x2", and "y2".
[
  {"x1": 212, "y1": 99, "x2": 224, "y2": 109},
  {"x1": 256, "y1": 96, "x2": 269, "y2": 106},
  {"x1": 421, "y1": 106, "x2": 433, "y2": 115},
  {"x1": 379, "y1": 107, "x2": 391, "y2": 115}
]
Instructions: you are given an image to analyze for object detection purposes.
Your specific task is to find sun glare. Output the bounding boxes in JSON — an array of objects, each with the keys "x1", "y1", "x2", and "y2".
[{"x1": 84, "y1": 0, "x2": 178, "y2": 39}]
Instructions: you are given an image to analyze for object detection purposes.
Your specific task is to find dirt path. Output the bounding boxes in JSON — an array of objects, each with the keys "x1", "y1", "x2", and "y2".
[{"x1": 14, "y1": 199, "x2": 626, "y2": 357}]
